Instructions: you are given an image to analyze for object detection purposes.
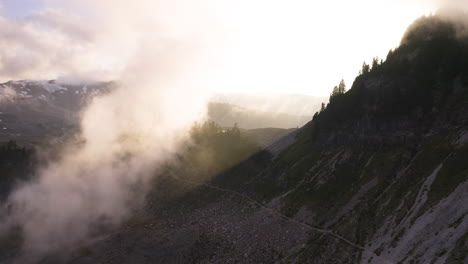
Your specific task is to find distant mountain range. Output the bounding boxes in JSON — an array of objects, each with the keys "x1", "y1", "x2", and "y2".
[
  {"x1": 0, "y1": 80, "x2": 112, "y2": 145},
  {"x1": 211, "y1": 93, "x2": 327, "y2": 117},
  {"x1": 208, "y1": 102, "x2": 311, "y2": 129},
  {"x1": 0, "y1": 80, "x2": 317, "y2": 145}
]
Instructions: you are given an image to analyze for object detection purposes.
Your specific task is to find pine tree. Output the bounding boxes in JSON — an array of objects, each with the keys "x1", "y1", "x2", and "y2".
[
  {"x1": 338, "y1": 79, "x2": 346, "y2": 94},
  {"x1": 231, "y1": 123, "x2": 240, "y2": 138},
  {"x1": 330, "y1": 85, "x2": 339, "y2": 98},
  {"x1": 372, "y1": 57, "x2": 379, "y2": 69},
  {"x1": 359, "y1": 62, "x2": 370, "y2": 75},
  {"x1": 330, "y1": 79, "x2": 346, "y2": 102}
]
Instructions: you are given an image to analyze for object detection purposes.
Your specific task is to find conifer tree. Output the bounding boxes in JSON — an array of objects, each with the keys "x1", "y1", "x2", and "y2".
[
  {"x1": 338, "y1": 79, "x2": 346, "y2": 94},
  {"x1": 359, "y1": 62, "x2": 370, "y2": 75},
  {"x1": 372, "y1": 57, "x2": 379, "y2": 69}
]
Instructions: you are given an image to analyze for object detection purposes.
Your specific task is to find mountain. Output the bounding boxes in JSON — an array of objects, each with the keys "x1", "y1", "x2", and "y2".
[
  {"x1": 211, "y1": 93, "x2": 327, "y2": 117},
  {"x1": 208, "y1": 102, "x2": 310, "y2": 129},
  {"x1": 62, "y1": 14, "x2": 468, "y2": 264},
  {"x1": 0, "y1": 80, "x2": 112, "y2": 145}
]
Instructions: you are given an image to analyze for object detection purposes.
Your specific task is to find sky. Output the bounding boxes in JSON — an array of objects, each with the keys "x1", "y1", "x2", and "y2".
[
  {"x1": 0, "y1": 0, "x2": 41, "y2": 17},
  {"x1": 0, "y1": 0, "x2": 464, "y2": 96}
]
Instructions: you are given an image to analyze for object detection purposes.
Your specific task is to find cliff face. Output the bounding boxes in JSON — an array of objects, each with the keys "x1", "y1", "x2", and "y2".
[{"x1": 63, "y1": 15, "x2": 468, "y2": 264}]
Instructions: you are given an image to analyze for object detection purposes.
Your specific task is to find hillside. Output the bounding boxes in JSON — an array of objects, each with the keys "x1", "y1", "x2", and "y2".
[{"x1": 242, "y1": 127, "x2": 297, "y2": 147}]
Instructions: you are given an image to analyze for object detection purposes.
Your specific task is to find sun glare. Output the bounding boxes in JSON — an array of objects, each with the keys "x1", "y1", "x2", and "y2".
[{"x1": 213, "y1": 0, "x2": 439, "y2": 96}]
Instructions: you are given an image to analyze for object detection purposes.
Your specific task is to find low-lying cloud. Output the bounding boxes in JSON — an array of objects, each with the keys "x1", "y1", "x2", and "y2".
[{"x1": 0, "y1": 0, "x2": 222, "y2": 261}]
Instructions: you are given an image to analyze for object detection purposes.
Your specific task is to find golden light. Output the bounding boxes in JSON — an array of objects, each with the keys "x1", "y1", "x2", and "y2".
[{"x1": 212, "y1": 0, "x2": 440, "y2": 96}]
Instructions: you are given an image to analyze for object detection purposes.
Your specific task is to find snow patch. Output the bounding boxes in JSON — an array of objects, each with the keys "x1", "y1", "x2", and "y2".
[{"x1": 12, "y1": 80, "x2": 67, "y2": 93}]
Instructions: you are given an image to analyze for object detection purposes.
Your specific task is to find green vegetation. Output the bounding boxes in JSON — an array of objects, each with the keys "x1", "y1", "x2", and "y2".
[{"x1": 172, "y1": 121, "x2": 260, "y2": 183}]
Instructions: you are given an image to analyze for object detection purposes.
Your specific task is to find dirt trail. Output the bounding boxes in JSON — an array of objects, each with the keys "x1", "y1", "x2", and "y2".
[{"x1": 168, "y1": 171, "x2": 394, "y2": 264}]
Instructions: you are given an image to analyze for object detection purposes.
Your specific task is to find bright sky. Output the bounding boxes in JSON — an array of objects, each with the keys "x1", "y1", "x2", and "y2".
[
  {"x1": 216, "y1": 0, "x2": 442, "y2": 95},
  {"x1": 0, "y1": 0, "x2": 458, "y2": 96}
]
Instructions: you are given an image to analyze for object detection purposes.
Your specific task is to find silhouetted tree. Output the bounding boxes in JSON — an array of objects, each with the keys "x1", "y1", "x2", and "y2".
[
  {"x1": 338, "y1": 79, "x2": 346, "y2": 94},
  {"x1": 372, "y1": 57, "x2": 380, "y2": 69},
  {"x1": 179, "y1": 121, "x2": 259, "y2": 183},
  {"x1": 330, "y1": 85, "x2": 339, "y2": 98},
  {"x1": 230, "y1": 123, "x2": 241, "y2": 138},
  {"x1": 330, "y1": 80, "x2": 346, "y2": 101},
  {"x1": 359, "y1": 62, "x2": 370, "y2": 75}
]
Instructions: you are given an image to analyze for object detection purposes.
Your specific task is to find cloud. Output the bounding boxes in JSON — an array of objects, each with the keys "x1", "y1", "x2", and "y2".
[
  {"x1": 0, "y1": 0, "x2": 224, "y2": 83},
  {"x1": 437, "y1": 4, "x2": 468, "y2": 38},
  {"x1": 0, "y1": 0, "x2": 222, "y2": 261},
  {"x1": 0, "y1": 11, "x2": 100, "y2": 81}
]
